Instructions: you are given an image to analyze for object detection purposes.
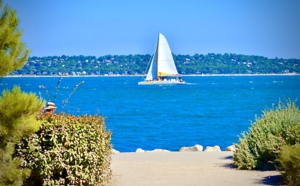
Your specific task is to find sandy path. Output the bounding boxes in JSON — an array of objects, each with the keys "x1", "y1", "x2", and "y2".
[{"x1": 109, "y1": 152, "x2": 283, "y2": 186}]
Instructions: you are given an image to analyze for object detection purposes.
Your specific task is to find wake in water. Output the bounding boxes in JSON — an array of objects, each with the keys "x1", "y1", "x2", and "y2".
[{"x1": 186, "y1": 82, "x2": 197, "y2": 85}]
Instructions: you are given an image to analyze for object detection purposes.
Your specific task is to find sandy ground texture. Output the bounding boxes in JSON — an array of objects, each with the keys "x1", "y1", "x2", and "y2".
[{"x1": 109, "y1": 152, "x2": 284, "y2": 186}]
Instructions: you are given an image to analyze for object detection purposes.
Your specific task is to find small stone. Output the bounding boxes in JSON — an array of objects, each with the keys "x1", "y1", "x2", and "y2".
[
  {"x1": 148, "y1": 149, "x2": 171, "y2": 152},
  {"x1": 179, "y1": 144, "x2": 203, "y2": 152},
  {"x1": 225, "y1": 145, "x2": 236, "y2": 152},
  {"x1": 204, "y1": 145, "x2": 221, "y2": 152},
  {"x1": 112, "y1": 149, "x2": 120, "y2": 154},
  {"x1": 136, "y1": 148, "x2": 145, "y2": 153}
]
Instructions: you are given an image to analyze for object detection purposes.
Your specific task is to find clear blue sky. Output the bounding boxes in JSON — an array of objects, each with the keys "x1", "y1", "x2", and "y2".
[{"x1": 3, "y1": 0, "x2": 300, "y2": 58}]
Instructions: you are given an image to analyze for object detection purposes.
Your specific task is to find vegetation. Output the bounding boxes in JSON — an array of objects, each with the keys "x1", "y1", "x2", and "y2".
[
  {"x1": 16, "y1": 114, "x2": 112, "y2": 186},
  {"x1": 233, "y1": 100, "x2": 300, "y2": 170},
  {"x1": 0, "y1": 3, "x2": 112, "y2": 184},
  {"x1": 0, "y1": 87, "x2": 44, "y2": 186},
  {"x1": 1, "y1": 0, "x2": 299, "y2": 184},
  {"x1": 0, "y1": 0, "x2": 30, "y2": 76},
  {"x1": 9, "y1": 53, "x2": 300, "y2": 76},
  {"x1": 279, "y1": 144, "x2": 300, "y2": 186},
  {"x1": 0, "y1": 1, "x2": 44, "y2": 185}
]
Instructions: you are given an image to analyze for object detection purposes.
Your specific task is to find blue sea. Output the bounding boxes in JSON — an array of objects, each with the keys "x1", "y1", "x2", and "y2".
[{"x1": 1, "y1": 75, "x2": 300, "y2": 152}]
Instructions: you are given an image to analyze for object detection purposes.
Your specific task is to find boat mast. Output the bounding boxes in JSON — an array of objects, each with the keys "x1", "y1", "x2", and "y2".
[{"x1": 156, "y1": 34, "x2": 159, "y2": 80}]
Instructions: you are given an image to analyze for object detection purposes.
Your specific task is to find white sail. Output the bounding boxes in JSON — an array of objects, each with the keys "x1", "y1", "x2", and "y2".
[
  {"x1": 145, "y1": 57, "x2": 154, "y2": 81},
  {"x1": 157, "y1": 33, "x2": 179, "y2": 76},
  {"x1": 138, "y1": 33, "x2": 185, "y2": 85},
  {"x1": 145, "y1": 49, "x2": 157, "y2": 81}
]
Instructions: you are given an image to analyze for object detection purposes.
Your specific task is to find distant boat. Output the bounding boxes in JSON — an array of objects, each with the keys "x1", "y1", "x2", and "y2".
[{"x1": 138, "y1": 33, "x2": 186, "y2": 85}]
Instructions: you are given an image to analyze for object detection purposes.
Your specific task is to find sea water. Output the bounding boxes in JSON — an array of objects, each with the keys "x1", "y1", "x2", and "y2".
[{"x1": 1, "y1": 75, "x2": 299, "y2": 152}]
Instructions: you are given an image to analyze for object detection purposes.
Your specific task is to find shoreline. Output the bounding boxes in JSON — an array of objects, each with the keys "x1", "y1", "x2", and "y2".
[
  {"x1": 3, "y1": 73, "x2": 299, "y2": 78},
  {"x1": 112, "y1": 144, "x2": 235, "y2": 154}
]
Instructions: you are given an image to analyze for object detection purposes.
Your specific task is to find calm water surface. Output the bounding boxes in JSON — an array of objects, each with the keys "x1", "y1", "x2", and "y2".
[{"x1": 1, "y1": 75, "x2": 299, "y2": 152}]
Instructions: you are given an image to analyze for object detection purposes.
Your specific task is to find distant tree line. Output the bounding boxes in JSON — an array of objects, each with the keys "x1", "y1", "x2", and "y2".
[{"x1": 10, "y1": 53, "x2": 300, "y2": 76}]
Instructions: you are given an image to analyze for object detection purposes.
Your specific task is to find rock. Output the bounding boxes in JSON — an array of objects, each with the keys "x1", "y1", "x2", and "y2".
[
  {"x1": 148, "y1": 149, "x2": 171, "y2": 152},
  {"x1": 112, "y1": 149, "x2": 120, "y2": 154},
  {"x1": 136, "y1": 148, "x2": 145, "y2": 153},
  {"x1": 204, "y1": 145, "x2": 221, "y2": 152},
  {"x1": 179, "y1": 144, "x2": 203, "y2": 152},
  {"x1": 225, "y1": 145, "x2": 236, "y2": 152}
]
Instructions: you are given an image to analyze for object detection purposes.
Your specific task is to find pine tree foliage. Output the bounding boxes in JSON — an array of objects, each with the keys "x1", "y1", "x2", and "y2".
[
  {"x1": 0, "y1": 86, "x2": 45, "y2": 147},
  {"x1": 0, "y1": 87, "x2": 44, "y2": 186},
  {"x1": 0, "y1": 0, "x2": 29, "y2": 76}
]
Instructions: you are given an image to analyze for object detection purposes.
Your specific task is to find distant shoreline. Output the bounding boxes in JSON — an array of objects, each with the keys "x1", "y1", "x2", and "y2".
[{"x1": 3, "y1": 73, "x2": 299, "y2": 78}]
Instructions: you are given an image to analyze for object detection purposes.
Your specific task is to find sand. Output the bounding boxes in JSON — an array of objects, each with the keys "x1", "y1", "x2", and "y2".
[{"x1": 109, "y1": 152, "x2": 283, "y2": 186}]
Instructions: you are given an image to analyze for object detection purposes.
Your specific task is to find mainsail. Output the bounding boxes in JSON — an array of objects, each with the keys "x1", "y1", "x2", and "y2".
[{"x1": 156, "y1": 33, "x2": 179, "y2": 76}]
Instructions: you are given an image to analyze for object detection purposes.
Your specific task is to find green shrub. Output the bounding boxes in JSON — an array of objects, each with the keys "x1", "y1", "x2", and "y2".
[
  {"x1": 279, "y1": 144, "x2": 300, "y2": 186},
  {"x1": 0, "y1": 86, "x2": 44, "y2": 186},
  {"x1": 233, "y1": 100, "x2": 300, "y2": 170},
  {"x1": 16, "y1": 114, "x2": 112, "y2": 186}
]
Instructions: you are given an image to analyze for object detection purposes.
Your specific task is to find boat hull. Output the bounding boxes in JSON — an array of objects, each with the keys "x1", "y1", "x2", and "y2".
[{"x1": 138, "y1": 80, "x2": 186, "y2": 85}]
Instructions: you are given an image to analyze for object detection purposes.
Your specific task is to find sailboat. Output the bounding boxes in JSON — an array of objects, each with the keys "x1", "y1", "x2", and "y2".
[{"x1": 138, "y1": 33, "x2": 186, "y2": 85}]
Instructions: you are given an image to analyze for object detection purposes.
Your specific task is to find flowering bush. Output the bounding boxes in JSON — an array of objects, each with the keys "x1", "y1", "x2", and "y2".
[{"x1": 16, "y1": 114, "x2": 112, "y2": 185}]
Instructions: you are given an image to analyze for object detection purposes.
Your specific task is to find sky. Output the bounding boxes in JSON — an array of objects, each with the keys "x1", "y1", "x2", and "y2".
[{"x1": 2, "y1": 0, "x2": 300, "y2": 59}]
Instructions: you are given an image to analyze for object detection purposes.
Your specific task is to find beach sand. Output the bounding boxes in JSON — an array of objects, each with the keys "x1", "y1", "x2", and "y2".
[{"x1": 109, "y1": 152, "x2": 283, "y2": 186}]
